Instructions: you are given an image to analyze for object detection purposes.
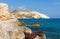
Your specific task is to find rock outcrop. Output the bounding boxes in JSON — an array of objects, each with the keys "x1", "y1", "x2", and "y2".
[{"x1": 0, "y1": 3, "x2": 46, "y2": 39}]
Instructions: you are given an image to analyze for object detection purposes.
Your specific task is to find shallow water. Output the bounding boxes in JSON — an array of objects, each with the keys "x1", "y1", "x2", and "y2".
[{"x1": 18, "y1": 18, "x2": 60, "y2": 39}]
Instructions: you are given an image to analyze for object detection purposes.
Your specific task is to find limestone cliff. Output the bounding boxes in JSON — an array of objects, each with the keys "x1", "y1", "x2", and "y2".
[{"x1": 10, "y1": 10, "x2": 50, "y2": 18}]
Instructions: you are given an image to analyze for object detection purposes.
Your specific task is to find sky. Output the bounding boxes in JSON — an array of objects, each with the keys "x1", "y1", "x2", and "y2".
[{"x1": 0, "y1": 0, "x2": 60, "y2": 18}]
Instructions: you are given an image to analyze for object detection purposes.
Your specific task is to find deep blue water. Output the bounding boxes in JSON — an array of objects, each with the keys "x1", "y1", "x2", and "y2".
[{"x1": 18, "y1": 18, "x2": 60, "y2": 39}]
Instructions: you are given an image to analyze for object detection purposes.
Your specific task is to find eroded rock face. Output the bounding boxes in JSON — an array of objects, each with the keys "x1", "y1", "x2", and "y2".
[
  {"x1": 0, "y1": 3, "x2": 33, "y2": 39},
  {"x1": 0, "y1": 3, "x2": 12, "y2": 21},
  {"x1": 10, "y1": 10, "x2": 50, "y2": 18},
  {"x1": 0, "y1": 3, "x2": 8, "y2": 11},
  {"x1": 0, "y1": 3, "x2": 46, "y2": 39},
  {"x1": 0, "y1": 19, "x2": 25, "y2": 39}
]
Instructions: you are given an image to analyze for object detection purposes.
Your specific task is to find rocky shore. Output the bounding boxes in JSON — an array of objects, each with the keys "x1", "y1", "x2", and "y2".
[{"x1": 0, "y1": 3, "x2": 48, "y2": 39}]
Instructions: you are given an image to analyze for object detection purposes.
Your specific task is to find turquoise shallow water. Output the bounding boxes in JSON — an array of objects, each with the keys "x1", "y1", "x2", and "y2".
[{"x1": 18, "y1": 18, "x2": 60, "y2": 39}]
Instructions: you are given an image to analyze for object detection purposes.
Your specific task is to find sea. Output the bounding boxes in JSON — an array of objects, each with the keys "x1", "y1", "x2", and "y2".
[{"x1": 18, "y1": 18, "x2": 60, "y2": 39}]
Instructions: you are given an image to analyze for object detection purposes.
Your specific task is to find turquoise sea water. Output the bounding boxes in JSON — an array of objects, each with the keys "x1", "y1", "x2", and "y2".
[{"x1": 18, "y1": 18, "x2": 60, "y2": 39}]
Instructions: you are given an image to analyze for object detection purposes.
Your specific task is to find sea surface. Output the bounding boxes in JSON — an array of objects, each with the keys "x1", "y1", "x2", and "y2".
[{"x1": 18, "y1": 18, "x2": 60, "y2": 39}]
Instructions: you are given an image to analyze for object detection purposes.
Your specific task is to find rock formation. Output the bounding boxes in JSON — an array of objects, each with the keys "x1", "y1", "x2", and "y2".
[
  {"x1": 0, "y1": 3, "x2": 46, "y2": 39},
  {"x1": 10, "y1": 10, "x2": 50, "y2": 18}
]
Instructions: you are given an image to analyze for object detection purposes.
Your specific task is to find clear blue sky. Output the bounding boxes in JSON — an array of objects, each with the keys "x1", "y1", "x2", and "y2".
[{"x1": 0, "y1": 0, "x2": 60, "y2": 18}]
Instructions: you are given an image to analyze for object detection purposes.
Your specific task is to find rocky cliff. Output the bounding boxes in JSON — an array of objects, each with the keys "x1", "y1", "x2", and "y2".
[
  {"x1": 10, "y1": 10, "x2": 50, "y2": 18},
  {"x1": 0, "y1": 3, "x2": 46, "y2": 39}
]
